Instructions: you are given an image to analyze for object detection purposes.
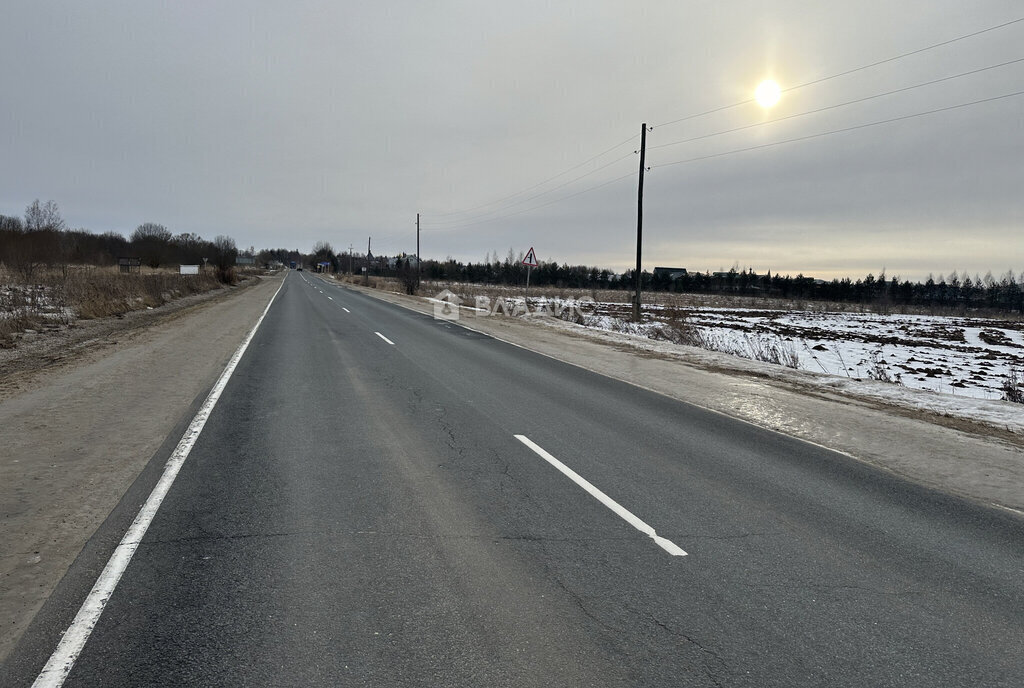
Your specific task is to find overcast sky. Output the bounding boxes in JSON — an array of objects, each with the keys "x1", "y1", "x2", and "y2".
[{"x1": 2, "y1": 1, "x2": 1021, "y2": 280}]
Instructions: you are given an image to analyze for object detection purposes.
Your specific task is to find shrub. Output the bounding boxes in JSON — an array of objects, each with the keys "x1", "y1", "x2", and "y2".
[{"x1": 1003, "y1": 363, "x2": 1024, "y2": 404}]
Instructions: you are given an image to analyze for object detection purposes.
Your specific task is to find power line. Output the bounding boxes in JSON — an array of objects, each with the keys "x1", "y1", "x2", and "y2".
[
  {"x1": 421, "y1": 150, "x2": 637, "y2": 228},
  {"x1": 418, "y1": 89, "x2": 1021, "y2": 235},
  {"x1": 421, "y1": 171, "x2": 637, "y2": 232},
  {"x1": 649, "y1": 56, "x2": 1024, "y2": 152},
  {"x1": 654, "y1": 89, "x2": 1024, "y2": 170},
  {"x1": 425, "y1": 133, "x2": 638, "y2": 220},
  {"x1": 417, "y1": 16, "x2": 1024, "y2": 235},
  {"x1": 420, "y1": 88, "x2": 1023, "y2": 234},
  {"x1": 652, "y1": 15, "x2": 1024, "y2": 130}
]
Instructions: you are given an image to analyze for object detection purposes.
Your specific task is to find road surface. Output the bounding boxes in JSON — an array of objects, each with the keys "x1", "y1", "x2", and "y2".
[{"x1": 4, "y1": 271, "x2": 1022, "y2": 686}]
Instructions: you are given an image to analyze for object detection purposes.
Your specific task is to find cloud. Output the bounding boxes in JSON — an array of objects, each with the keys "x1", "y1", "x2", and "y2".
[{"x1": 1, "y1": 1, "x2": 1020, "y2": 279}]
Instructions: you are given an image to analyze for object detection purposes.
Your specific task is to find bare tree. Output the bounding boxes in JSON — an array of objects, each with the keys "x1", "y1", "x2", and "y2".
[
  {"x1": 212, "y1": 234, "x2": 237, "y2": 272},
  {"x1": 131, "y1": 223, "x2": 172, "y2": 268},
  {"x1": 311, "y1": 240, "x2": 337, "y2": 272},
  {"x1": 6, "y1": 200, "x2": 65, "y2": 280},
  {"x1": 131, "y1": 222, "x2": 172, "y2": 243},
  {"x1": 24, "y1": 199, "x2": 66, "y2": 233}
]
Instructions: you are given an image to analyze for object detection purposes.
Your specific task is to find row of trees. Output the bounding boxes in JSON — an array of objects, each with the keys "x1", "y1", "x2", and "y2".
[
  {"x1": 289, "y1": 240, "x2": 1021, "y2": 314},
  {"x1": 646, "y1": 267, "x2": 1024, "y2": 313},
  {"x1": 0, "y1": 200, "x2": 239, "y2": 280},
  {"x1": 359, "y1": 251, "x2": 1024, "y2": 314}
]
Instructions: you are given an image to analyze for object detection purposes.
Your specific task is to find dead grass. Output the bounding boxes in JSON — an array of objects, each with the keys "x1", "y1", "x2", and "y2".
[
  {"x1": 333, "y1": 273, "x2": 405, "y2": 292},
  {"x1": 413, "y1": 279, "x2": 1024, "y2": 320},
  {"x1": 1003, "y1": 364, "x2": 1024, "y2": 404},
  {"x1": 0, "y1": 264, "x2": 236, "y2": 346}
]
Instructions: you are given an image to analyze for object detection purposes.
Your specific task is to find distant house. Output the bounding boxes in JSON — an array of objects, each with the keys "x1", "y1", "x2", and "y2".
[
  {"x1": 117, "y1": 257, "x2": 141, "y2": 274},
  {"x1": 653, "y1": 266, "x2": 688, "y2": 280}
]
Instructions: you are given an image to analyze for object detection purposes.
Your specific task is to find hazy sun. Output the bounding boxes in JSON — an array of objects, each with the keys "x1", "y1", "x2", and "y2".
[{"x1": 755, "y1": 79, "x2": 781, "y2": 108}]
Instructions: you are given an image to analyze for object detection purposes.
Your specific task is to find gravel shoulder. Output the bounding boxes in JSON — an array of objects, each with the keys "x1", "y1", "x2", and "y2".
[
  {"x1": 0, "y1": 273, "x2": 283, "y2": 663},
  {"x1": 336, "y1": 278, "x2": 1024, "y2": 514}
]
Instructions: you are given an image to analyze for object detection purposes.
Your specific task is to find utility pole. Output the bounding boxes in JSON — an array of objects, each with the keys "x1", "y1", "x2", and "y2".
[
  {"x1": 348, "y1": 243, "x2": 353, "y2": 274},
  {"x1": 416, "y1": 212, "x2": 421, "y2": 290},
  {"x1": 632, "y1": 122, "x2": 648, "y2": 322}
]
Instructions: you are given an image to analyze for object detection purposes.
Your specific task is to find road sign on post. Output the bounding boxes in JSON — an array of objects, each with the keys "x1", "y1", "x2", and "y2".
[{"x1": 522, "y1": 247, "x2": 538, "y2": 297}]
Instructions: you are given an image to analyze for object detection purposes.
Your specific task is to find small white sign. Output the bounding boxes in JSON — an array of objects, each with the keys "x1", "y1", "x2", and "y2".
[{"x1": 180, "y1": 265, "x2": 199, "y2": 275}]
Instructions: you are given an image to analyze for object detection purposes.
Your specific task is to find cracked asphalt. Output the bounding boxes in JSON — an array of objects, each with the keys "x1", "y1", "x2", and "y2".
[{"x1": 4, "y1": 270, "x2": 1023, "y2": 687}]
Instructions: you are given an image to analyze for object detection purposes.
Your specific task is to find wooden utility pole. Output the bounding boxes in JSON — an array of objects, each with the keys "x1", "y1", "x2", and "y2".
[
  {"x1": 632, "y1": 122, "x2": 647, "y2": 322},
  {"x1": 416, "y1": 213, "x2": 421, "y2": 290}
]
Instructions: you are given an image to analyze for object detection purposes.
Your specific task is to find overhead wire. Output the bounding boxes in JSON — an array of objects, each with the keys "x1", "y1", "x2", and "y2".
[
  {"x1": 653, "y1": 89, "x2": 1024, "y2": 170},
  {"x1": 652, "y1": 15, "x2": 1024, "y2": 130},
  {"x1": 426, "y1": 133, "x2": 639, "y2": 220},
  {"x1": 421, "y1": 150, "x2": 637, "y2": 228},
  {"x1": 421, "y1": 171, "x2": 637, "y2": 232},
  {"x1": 648, "y1": 56, "x2": 1024, "y2": 152},
  {"x1": 419, "y1": 15, "x2": 1024, "y2": 233}
]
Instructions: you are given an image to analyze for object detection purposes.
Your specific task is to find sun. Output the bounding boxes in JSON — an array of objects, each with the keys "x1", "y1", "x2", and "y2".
[{"x1": 755, "y1": 79, "x2": 781, "y2": 108}]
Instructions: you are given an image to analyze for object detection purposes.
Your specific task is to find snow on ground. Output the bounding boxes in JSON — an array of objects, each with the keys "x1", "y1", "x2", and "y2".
[
  {"x1": 688, "y1": 309, "x2": 1024, "y2": 400},
  {"x1": 460, "y1": 294, "x2": 1024, "y2": 434},
  {"x1": 0, "y1": 284, "x2": 73, "y2": 322}
]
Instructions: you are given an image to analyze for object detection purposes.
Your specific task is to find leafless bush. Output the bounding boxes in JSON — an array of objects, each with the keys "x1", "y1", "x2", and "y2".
[
  {"x1": 866, "y1": 349, "x2": 902, "y2": 385},
  {"x1": 1003, "y1": 363, "x2": 1024, "y2": 404},
  {"x1": 556, "y1": 301, "x2": 587, "y2": 325},
  {"x1": 739, "y1": 334, "x2": 801, "y2": 369},
  {"x1": 0, "y1": 267, "x2": 229, "y2": 346},
  {"x1": 215, "y1": 266, "x2": 238, "y2": 285}
]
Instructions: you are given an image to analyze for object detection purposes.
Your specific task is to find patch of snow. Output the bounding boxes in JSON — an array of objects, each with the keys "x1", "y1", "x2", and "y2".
[{"x1": 498, "y1": 298, "x2": 1024, "y2": 434}]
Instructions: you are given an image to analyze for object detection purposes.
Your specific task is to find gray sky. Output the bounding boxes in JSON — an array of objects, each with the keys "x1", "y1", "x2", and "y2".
[{"x1": 2, "y1": 1, "x2": 1021, "y2": 280}]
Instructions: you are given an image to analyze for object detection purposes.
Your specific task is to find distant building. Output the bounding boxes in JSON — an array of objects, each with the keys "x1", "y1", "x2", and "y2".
[
  {"x1": 653, "y1": 266, "x2": 688, "y2": 280},
  {"x1": 117, "y1": 257, "x2": 141, "y2": 274}
]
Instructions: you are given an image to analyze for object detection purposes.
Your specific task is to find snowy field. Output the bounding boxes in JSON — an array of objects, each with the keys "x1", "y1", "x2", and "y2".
[
  {"x1": 576, "y1": 302, "x2": 1024, "y2": 401},
  {"x1": 665, "y1": 307, "x2": 1021, "y2": 401},
  {"x1": 449, "y1": 291, "x2": 1023, "y2": 405}
]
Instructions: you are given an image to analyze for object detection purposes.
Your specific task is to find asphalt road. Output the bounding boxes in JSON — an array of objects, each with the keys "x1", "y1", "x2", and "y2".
[{"x1": 5, "y1": 270, "x2": 1023, "y2": 687}]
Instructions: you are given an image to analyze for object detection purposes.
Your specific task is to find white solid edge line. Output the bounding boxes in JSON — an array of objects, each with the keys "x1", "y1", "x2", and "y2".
[
  {"x1": 32, "y1": 276, "x2": 287, "y2": 688},
  {"x1": 375, "y1": 331, "x2": 395, "y2": 345},
  {"x1": 513, "y1": 435, "x2": 686, "y2": 557}
]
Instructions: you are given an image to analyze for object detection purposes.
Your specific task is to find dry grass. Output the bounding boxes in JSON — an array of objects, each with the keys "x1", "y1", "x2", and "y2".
[
  {"x1": 333, "y1": 273, "x2": 405, "y2": 292},
  {"x1": 0, "y1": 264, "x2": 237, "y2": 346},
  {"x1": 413, "y1": 279, "x2": 1024, "y2": 320},
  {"x1": 1003, "y1": 364, "x2": 1024, "y2": 404}
]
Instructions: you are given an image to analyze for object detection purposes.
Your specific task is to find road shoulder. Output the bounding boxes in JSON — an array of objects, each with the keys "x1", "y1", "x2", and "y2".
[
  {"x1": 0, "y1": 273, "x2": 283, "y2": 664},
  {"x1": 333, "y1": 278, "x2": 1024, "y2": 514}
]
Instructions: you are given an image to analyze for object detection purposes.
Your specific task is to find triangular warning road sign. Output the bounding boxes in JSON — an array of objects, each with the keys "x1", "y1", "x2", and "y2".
[{"x1": 522, "y1": 247, "x2": 538, "y2": 267}]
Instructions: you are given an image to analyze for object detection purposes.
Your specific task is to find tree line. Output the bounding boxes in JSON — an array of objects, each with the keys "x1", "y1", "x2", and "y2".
[
  {"x1": 0, "y1": 200, "x2": 239, "y2": 282},
  {"x1": 402, "y1": 253, "x2": 1024, "y2": 314},
  {"x1": 293, "y1": 243, "x2": 1022, "y2": 314}
]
